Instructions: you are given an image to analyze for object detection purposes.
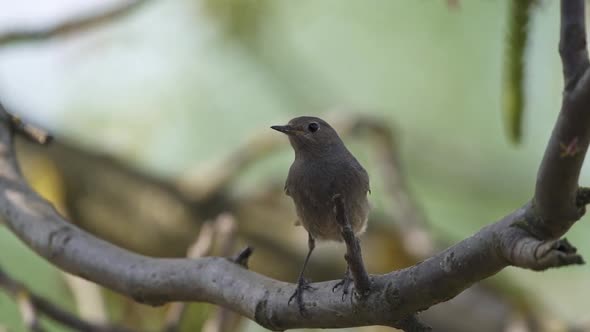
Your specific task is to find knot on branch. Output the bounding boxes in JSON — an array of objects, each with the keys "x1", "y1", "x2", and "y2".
[
  {"x1": 47, "y1": 226, "x2": 74, "y2": 259},
  {"x1": 505, "y1": 235, "x2": 584, "y2": 271},
  {"x1": 513, "y1": 199, "x2": 582, "y2": 241},
  {"x1": 509, "y1": 204, "x2": 549, "y2": 240},
  {"x1": 383, "y1": 281, "x2": 402, "y2": 310},
  {"x1": 533, "y1": 238, "x2": 584, "y2": 270},
  {"x1": 253, "y1": 291, "x2": 282, "y2": 331}
]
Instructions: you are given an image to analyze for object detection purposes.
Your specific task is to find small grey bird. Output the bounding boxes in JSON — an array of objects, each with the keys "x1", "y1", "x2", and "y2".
[{"x1": 271, "y1": 116, "x2": 370, "y2": 312}]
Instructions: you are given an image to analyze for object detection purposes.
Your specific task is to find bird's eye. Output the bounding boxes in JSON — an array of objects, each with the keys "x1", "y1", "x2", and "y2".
[{"x1": 308, "y1": 122, "x2": 320, "y2": 132}]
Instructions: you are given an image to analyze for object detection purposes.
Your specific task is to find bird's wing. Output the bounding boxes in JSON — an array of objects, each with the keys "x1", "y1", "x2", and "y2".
[
  {"x1": 284, "y1": 172, "x2": 292, "y2": 196},
  {"x1": 353, "y1": 157, "x2": 371, "y2": 195},
  {"x1": 284, "y1": 161, "x2": 299, "y2": 197},
  {"x1": 364, "y1": 168, "x2": 371, "y2": 194}
]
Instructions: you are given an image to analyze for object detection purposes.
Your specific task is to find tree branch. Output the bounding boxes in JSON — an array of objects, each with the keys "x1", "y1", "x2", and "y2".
[
  {"x1": 559, "y1": 0, "x2": 589, "y2": 90},
  {"x1": 534, "y1": 0, "x2": 590, "y2": 237},
  {"x1": 15, "y1": 292, "x2": 45, "y2": 332},
  {"x1": 0, "y1": 118, "x2": 583, "y2": 330},
  {"x1": 0, "y1": 1, "x2": 588, "y2": 330},
  {"x1": 0, "y1": 0, "x2": 150, "y2": 47},
  {"x1": 0, "y1": 104, "x2": 52, "y2": 145}
]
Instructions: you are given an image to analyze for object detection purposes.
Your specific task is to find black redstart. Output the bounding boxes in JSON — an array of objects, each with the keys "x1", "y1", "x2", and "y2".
[{"x1": 271, "y1": 116, "x2": 370, "y2": 313}]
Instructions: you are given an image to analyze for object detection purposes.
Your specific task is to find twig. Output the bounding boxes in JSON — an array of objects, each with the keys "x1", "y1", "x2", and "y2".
[
  {"x1": 332, "y1": 194, "x2": 371, "y2": 296},
  {"x1": 187, "y1": 222, "x2": 215, "y2": 258},
  {"x1": 0, "y1": 0, "x2": 150, "y2": 47},
  {"x1": 214, "y1": 213, "x2": 238, "y2": 257},
  {"x1": 0, "y1": 103, "x2": 52, "y2": 145},
  {"x1": 16, "y1": 291, "x2": 46, "y2": 332},
  {"x1": 62, "y1": 273, "x2": 108, "y2": 324},
  {"x1": 163, "y1": 222, "x2": 215, "y2": 332},
  {"x1": 163, "y1": 214, "x2": 240, "y2": 332},
  {"x1": 233, "y1": 246, "x2": 254, "y2": 268},
  {"x1": 202, "y1": 214, "x2": 241, "y2": 332},
  {"x1": 0, "y1": 266, "x2": 134, "y2": 332}
]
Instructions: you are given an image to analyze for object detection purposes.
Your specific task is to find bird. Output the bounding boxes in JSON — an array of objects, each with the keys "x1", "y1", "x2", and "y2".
[{"x1": 271, "y1": 116, "x2": 371, "y2": 314}]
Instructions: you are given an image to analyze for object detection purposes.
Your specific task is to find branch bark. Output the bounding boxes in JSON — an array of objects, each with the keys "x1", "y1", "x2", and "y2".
[
  {"x1": 534, "y1": 0, "x2": 590, "y2": 237},
  {"x1": 0, "y1": 1, "x2": 589, "y2": 330},
  {"x1": 0, "y1": 0, "x2": 150, "y2": 47},
  {"x1": 0, "y1": 103, "x2": 52, "y2": 145}
]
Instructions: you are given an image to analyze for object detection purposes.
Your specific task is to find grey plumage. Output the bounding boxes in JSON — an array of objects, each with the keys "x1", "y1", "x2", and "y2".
[
  {"x1": 281, "y1": 117, "x2": 370, "y2": 241},
  {"x1": 272, "y1": 116, "x2": 371, "y2": 313}
]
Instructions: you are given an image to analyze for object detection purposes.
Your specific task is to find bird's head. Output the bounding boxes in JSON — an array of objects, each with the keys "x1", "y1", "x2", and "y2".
[{"x1": 271, "y1": 116, "x2": 344, "y2": 156}]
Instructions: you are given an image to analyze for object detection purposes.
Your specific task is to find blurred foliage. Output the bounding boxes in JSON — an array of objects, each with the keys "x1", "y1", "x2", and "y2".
[
  {"x1": 502, "y1": 0, "x2": 535, "y2": 144},
  {"x1": 201, "y1": 0, "x2": 270, "y2": 41}
]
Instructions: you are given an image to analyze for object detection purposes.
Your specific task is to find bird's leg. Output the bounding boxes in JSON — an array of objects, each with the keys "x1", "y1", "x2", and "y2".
[
  {"x1": 332, "y1": 265, "x2": 353, "y2": 301},
  {"x1": 288, "y1": 233, "x2": 316, "y2": 315}
]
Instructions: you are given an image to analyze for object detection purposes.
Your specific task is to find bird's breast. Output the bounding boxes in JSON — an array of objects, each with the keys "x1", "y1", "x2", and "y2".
[{"x1": 286, "y1": 158, "x2": 370, "y2": 241}]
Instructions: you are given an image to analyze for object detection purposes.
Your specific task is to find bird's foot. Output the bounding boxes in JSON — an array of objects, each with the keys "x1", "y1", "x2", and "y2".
[
  {"x1": 332, "y1": 272, "x2": 354, "y2": 301},
  {"x1": 288, "y1": 277, "x2": 316, "y2": 316}
]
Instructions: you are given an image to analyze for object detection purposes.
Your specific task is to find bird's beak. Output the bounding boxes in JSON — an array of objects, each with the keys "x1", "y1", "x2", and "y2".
[{"x1": 271, "y1": 125, "x2": 295, "y2": 135}]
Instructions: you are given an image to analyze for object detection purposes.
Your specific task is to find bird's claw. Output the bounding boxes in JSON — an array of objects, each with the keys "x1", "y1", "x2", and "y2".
[
  {"x1": 288, "y1": 278, "x2": 316, "y2": 316},
  {"x1": 332, "y1": 274, "x2": 354, "y2": 301}
]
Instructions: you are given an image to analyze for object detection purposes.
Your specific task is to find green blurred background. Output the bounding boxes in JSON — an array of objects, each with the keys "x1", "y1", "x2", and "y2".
[{"x1": 0, "y1": 0, "x2": 588, "y2": 331}]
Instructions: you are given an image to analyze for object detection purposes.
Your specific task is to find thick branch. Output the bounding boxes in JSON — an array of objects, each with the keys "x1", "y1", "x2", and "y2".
[
  {"x1": 534, "y1": 0, "x2": 590, "y2": 237},
  {"x1": 0, "y1": 0, "x2": 150, "y2": 47},
  {"x1": 0, "y1": 116, "x2": 581, "y2": 330},
  {"x1": 559, "y1": 0, "x2": 589, "y2": 89}
]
